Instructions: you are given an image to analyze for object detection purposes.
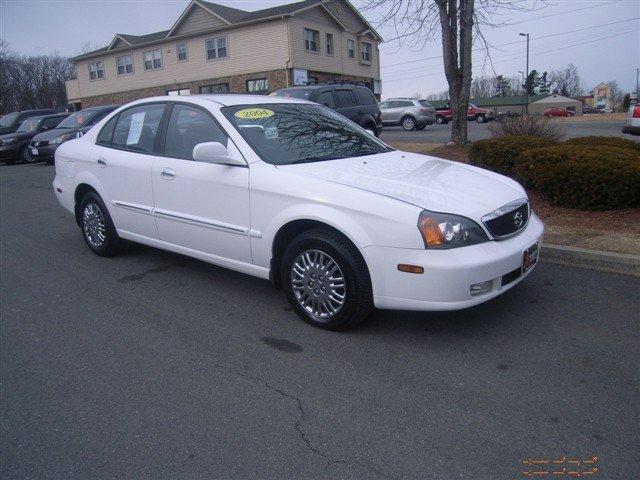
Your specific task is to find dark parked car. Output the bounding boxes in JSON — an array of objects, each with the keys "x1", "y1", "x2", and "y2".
[
  {"x1": 270, "y1": 83, "x2": 382, "y2": 136},
  {"x1": 0, "y1": 113, "x2": 69, "y2": 163},
  {"x1": 30, "y1": 104, "x2": 119, "y2": 164},
  {"x1": 0, "y1": 109, "x2": 57, "y2": 135}
]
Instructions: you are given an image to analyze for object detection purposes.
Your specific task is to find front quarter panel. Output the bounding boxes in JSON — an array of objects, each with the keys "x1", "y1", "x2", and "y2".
[{"x1": 249, "y1": 161, "x2": 424, "y2": 269}]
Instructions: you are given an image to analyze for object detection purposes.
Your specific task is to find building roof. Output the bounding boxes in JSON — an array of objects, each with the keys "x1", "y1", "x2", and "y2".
[{"x1": 71, "y1": 0, "x2": 381, "y2": 61}]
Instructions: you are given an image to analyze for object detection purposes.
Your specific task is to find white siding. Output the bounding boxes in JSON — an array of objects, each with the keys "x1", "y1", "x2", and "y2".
[
  {"x1": 288, "y1": 5, "x2": 380, "y2": 79},
  {"x1": 171, "y1": 4, "x2": 227, "y2": 36},
  {"x1": 71, "y1": 20, "x2": 289, "y2": 98}
]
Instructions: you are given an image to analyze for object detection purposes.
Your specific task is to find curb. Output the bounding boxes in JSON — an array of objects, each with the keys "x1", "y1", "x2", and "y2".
[{"x1": 541, "y1": 244, "x2": 640, "y2": 276}]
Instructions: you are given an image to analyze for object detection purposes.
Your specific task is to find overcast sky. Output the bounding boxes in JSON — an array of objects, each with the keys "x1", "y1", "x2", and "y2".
[{"x1": 1, "y1": 0, "x2": 638, "y2": 98}]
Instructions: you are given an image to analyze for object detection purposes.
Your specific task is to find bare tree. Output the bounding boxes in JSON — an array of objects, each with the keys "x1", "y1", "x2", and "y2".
[
  {"x1": 0, "y1": 41, "x2": 72, "y2": 114},
  {"x1": 364, "y1": 0, "x2": 538, "y2": 144},
  {"x1": 549, "y1": 64, "x2": 583, "y2": 97},
  {"x1": 607, "y1": 80, "x2": 624, "y2": 110},
  {"x1": 470, "y1": 75, "x2": 494, "y2": 98}
]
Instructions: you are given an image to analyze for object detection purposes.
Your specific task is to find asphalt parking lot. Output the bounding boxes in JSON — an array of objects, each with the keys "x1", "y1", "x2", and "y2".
[
  {"x1": 1, "y1": 163, "x2": 639, "y2": 479},
  {"x1": 380, "y1": 117, "x2": 634, "y2": 144}
]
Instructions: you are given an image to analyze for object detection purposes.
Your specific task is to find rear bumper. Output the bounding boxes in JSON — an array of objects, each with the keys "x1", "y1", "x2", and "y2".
[
  {"x1": 416, "y1": 113, "x2": 436, "y2": 126},
  {"x1": 363, "y1": 213, "x2": 544, "y2": 311}
]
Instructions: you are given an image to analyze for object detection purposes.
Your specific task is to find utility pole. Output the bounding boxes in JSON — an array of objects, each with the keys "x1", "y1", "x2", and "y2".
[
  {"x1": 636, "y1": 67, "x2": 639, "y2": 95},
  {"x1": 519, "y1": 70, "x2": 525, "y2": 115},
  {"x1": 519, "y1": 32, "x2": 530, "y2": 114}
]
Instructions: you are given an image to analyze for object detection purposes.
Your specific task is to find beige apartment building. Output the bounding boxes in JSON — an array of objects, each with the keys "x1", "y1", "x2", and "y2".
[{"x1": 65, "y1": 0, "x2": 383, "y2": 108}]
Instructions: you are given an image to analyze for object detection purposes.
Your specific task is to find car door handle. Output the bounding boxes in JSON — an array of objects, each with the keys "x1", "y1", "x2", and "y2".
[
  {"x1": 97, "y1": 158, "x2": 107, "y2": 167},
  {"x1": 160, "y1": 168, "x2": 176, "y2": 180}
]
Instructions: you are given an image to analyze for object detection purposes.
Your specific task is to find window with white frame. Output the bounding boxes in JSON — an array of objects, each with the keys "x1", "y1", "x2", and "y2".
[
  {"x1": 176, "y1": 43, "x2": 188, "y2": 61},
  {"x1": 116, "y1": 54, "x2": 133, "y2": 75},
  {"x1": 246, "y1": 78, "x2": 268, "y2": 94},
  {"x1": 326, "y1": 33, "x2": 334, "y2": 55},
  {"x1": 143, "y1": 49, "x2": 162, "y2": 70},
  {"x1": 361, "y1": 42, "x2": 372, "y2": 63},
  {"x1": 205, "y1": 37, "x2": 228, "y2": 60},
  {"x1": 347, "y1": 39, "x2": 355, "y2": 58},
  {"x1": 304, "y1": 28, "x2": 319, "y2": 52},
  {"x1": 88, "y1": 61, "x2": 104, "y2": 80}
]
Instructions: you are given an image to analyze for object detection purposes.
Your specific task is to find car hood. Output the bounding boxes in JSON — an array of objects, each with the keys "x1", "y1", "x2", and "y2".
[
  {"x1": 276, "y1": 151, "x2": 526, "y2": 221},
  {"x1": 32, "y1": 127, "x2": 77, "y2": 141},
  {"x1": 0, "y1": 131, "x2": 35, "y2": 142}
]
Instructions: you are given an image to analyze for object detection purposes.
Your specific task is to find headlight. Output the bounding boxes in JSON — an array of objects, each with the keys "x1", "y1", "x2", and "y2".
[
  {"x1": 51, "y1": 133, "x2": 74, "y2": 145},
  {"x1": 2, "y1": 137, "x2": 17, "y2": 145},
  {"x1": 418, "y1": 210, "x2": 488, "y2": 249}
]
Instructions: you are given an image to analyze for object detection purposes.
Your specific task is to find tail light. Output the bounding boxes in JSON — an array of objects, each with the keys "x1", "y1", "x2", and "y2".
[{"x1": 633, "y1": 105, "x2": 640, "y2": 118}]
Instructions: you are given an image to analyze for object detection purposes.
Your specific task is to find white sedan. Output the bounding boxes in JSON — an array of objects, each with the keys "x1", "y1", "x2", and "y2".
[{"x1": 53, "y1": 95, "x2": 544, "y2": 330}]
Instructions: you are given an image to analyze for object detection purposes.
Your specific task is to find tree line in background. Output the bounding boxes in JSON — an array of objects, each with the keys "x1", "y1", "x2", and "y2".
[{"x1": 0, "y1": 40, "x2": 73, "y2": 115}]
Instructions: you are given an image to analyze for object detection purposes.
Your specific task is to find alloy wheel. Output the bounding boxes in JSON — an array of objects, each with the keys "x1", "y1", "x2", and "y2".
[
  {"x1": 402, "y1": 117, "x2": 416, "y2": 130},
  {"x1": 290, "y1": 249, "x2": 346, "y2": 320},
  {"x1": 82, "y1": 203, "x2": 106, "y2": 248}
]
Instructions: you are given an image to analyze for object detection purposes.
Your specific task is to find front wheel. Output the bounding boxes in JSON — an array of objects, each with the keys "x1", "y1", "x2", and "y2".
[
  {"x1": 281, "y1": 229, "x2": 373, "y2": 331},
  {"x1": 19, "y1": 145, "x2": 35, "y2": 163},
  {"x1": 475, "y1": 114, "x2": 486, "y2": 123},
  {"x1": 79, "y1": 191, "x2": 120, "y2": 256},
  {"x1": 401, "y1": 116, "x2": 416, "y2": 131}
]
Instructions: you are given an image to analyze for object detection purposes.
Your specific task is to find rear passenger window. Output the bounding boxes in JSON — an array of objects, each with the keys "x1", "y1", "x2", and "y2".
[
  {"x1": 164, "y1": 104, "x2": 227, "y2": 161},
  {"x1": 316, "y1": 91, "x2": 335, "y2": 109},
  {"x1": 335, "y1": 90, "x2": 356, "y2": 108},
  {"x1": 112, "y1": 104, "x2": 165, "y2": 153},
  {"x1": 354, "y1": 88, "x2": 375, "y2": 105},
  {"x1": 97, "y1": 115, "x2": 118, "y2": 145}
]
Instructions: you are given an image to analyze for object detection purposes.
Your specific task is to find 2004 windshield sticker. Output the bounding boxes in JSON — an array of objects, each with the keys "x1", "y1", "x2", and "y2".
[{"x1": 235, "y1": 108, "x2": 274, "y2": 120}]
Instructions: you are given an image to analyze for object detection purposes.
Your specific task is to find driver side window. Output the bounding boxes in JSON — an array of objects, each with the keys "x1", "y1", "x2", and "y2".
[{"x1": 164, "y1": 104, "x2": 227, "y2": 161}]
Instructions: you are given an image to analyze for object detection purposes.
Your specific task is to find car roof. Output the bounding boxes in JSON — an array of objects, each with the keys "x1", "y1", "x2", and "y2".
[{"x1": 82, "y1": 104, "x2": 120, "y2": 112}]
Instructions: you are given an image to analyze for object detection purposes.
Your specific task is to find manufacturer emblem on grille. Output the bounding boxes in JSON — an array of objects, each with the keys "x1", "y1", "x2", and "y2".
[{"x1": 513, "y1": 211, "x2": 524, "y2": 228}]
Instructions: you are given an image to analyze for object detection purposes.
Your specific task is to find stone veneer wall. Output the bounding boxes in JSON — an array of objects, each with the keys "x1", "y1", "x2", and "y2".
[{"x1": 77, "y1": 69, "x2": 288, "y2": 108}]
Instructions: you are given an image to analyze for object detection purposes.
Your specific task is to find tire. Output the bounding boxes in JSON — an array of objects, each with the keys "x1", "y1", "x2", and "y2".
[
  {"x1": 566, "y1": 112, "x2": 571, "y2": 117},
  {"x1": 281, "y1": 228, "x2": 373, "y2": 331},
  {"x1": 19, "y1": 145, "x2": 34, "y2": 163},
  {"x1": 417, "y1": 124, "x2": 426, "y2": 130},
  {"x1": 475, "y1": 114, "x2": 486, "y2": 123},
  {"x1": 435, "y1": 115, "x2": 445, "y2": 124},
  {"x1": 79, "y1": 191, "x2": 120, "y2": 257},
  {"x1": 401, "y1": 116, "x2": 416, "y2": 131}
]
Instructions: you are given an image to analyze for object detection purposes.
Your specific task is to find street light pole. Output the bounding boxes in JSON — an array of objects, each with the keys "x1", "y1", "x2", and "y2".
[
  {"x1": 519, "y1": 32, "x2": 530, "y2": 114},
  {"x1": 519, "y1": 70, "x2": 525, "y2": 115}
]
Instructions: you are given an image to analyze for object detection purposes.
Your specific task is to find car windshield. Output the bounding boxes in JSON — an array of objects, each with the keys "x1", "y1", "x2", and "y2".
[
  {"x1": 57, "y1": 111, "x2": 91, "y2": 129},
  {"x1": 0, "y1": 113, "x2": 19, "y2": 127},
  {"x1": 222, "y1": 103, "x2": 393, "y2": 165},
  {"x1": 16, "y1": 117, "x2": 41, "y2": 132},
  {"x1": 270, "y1": 89, "x2": 313, "y2": 100}
]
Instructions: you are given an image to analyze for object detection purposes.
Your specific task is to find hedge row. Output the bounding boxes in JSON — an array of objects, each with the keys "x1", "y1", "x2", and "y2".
[{"x1": 468, "y1": 136, "x2": 640, "y2": 210}]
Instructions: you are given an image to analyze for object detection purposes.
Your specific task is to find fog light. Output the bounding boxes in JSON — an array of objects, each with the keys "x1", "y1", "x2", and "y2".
[{"x1": 470, "y1": 280, "x2": 493, "y2": 297}]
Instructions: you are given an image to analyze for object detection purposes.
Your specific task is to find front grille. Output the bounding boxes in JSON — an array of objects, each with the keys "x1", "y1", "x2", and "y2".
[
  {"x1": 482, "y1": 200, "x2": 529, "y2": 239},
  {"x1": 30, "y1": 140, "x2": 49, "y2": 147}
]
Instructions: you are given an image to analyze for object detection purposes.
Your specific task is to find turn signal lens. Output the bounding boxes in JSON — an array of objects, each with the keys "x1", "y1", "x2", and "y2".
[
  {"x1": 397, "y1": 264, "x2": 424, "y2": 274},
  {"x1": 418, "y1": 215, "x2": 444, "y2": 246}
]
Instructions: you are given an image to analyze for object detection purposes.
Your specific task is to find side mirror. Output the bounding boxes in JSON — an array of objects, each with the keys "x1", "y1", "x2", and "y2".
[{"x1": 192, "y1": 142, "x2": 246, "y2": 166}]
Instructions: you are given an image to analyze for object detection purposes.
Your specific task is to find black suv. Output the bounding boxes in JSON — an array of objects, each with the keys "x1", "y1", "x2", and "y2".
[
  {"x1": 30, "y1": 105, "x2": 119, "y2": 164},
  {"x1": 271, "y1": 84, "x2": 382, "y2": 136},
  {"x1": 0, "y1": 113, "x2": 69, "y2": 164},
  {"x1": 0, "y1": 109, "x2": 57, "y2": 135}
]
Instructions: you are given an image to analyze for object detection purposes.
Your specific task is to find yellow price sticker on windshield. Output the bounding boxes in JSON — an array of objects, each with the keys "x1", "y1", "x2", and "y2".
[{"x1": 234, "y1": 108, "x2": 274, "y2": 120}]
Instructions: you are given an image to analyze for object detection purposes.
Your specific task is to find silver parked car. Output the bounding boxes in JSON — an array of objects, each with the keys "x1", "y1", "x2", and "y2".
[{"x1": 378, "y1": 98, "x2": 436, "y2": 131}]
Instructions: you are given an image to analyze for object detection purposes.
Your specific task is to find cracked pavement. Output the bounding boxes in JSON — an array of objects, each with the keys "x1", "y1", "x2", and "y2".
[{"x1": 2, "y1": 164, "x2": 639, "y2": 479}]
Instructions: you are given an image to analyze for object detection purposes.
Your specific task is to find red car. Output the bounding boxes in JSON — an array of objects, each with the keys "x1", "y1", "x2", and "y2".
[
  {"x1": 543, "y1": 107, "x2": 575, "y2": 117},
  {"x1": 434, "y1": 103, "x2": 494, "y2": 124}
]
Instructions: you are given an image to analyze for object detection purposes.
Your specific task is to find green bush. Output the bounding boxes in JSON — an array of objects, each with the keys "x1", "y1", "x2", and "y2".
[
  {"x1": 514, "y1": 146, "x2": 640, "y2": 210},
  {"x1": 468, "y1": 136, "x2": 554, "y2": 177},
  {"x1": 564, "y1": 136, "x2": 640, "y2": 152}
]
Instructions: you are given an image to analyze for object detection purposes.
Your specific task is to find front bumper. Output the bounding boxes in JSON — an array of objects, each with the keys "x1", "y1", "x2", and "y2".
[
  {"x1": 0, "y1": 144, "x2": 19, "y2": 161},
  {"x1": 29, "y1": 144, "x2": 57, "y2": 161},
  {"x1": 363, "y1": 213, "x2": 544, "y2": 311}
]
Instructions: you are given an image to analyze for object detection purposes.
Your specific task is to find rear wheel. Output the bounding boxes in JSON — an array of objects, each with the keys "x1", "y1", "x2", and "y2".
[
  {"x1": 79, "y1": 191, "x2": 120, "y2": 257},
  {"x1": 435, "y1": 115, "x2": 447, "y2": 125},
  {"x1": 281, "y1": 229, "x2": 373, "y2": 330},
  {"x1": 401, "y1": 116, "x2": 416, "y2": 131},
  {"x1": 475, "y1": 114, "x2": 486, "y2": 123}
]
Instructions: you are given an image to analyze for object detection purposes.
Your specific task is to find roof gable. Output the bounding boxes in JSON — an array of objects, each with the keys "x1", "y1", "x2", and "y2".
[
  {"x1": 167, "y1": 0, "x2": 231, "y2": 37},
  {"x1": 107, "y1": 34, "x2": 132, "y2": 51}
]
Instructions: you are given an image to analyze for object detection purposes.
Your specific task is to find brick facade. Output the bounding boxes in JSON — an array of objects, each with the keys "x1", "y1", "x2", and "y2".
[
  {"x1": 77, "y1": 69, "x2": 288, "y2": 108},
  {"x1": 305, "y1": 70, "x2": 374, "y2": 89}
]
